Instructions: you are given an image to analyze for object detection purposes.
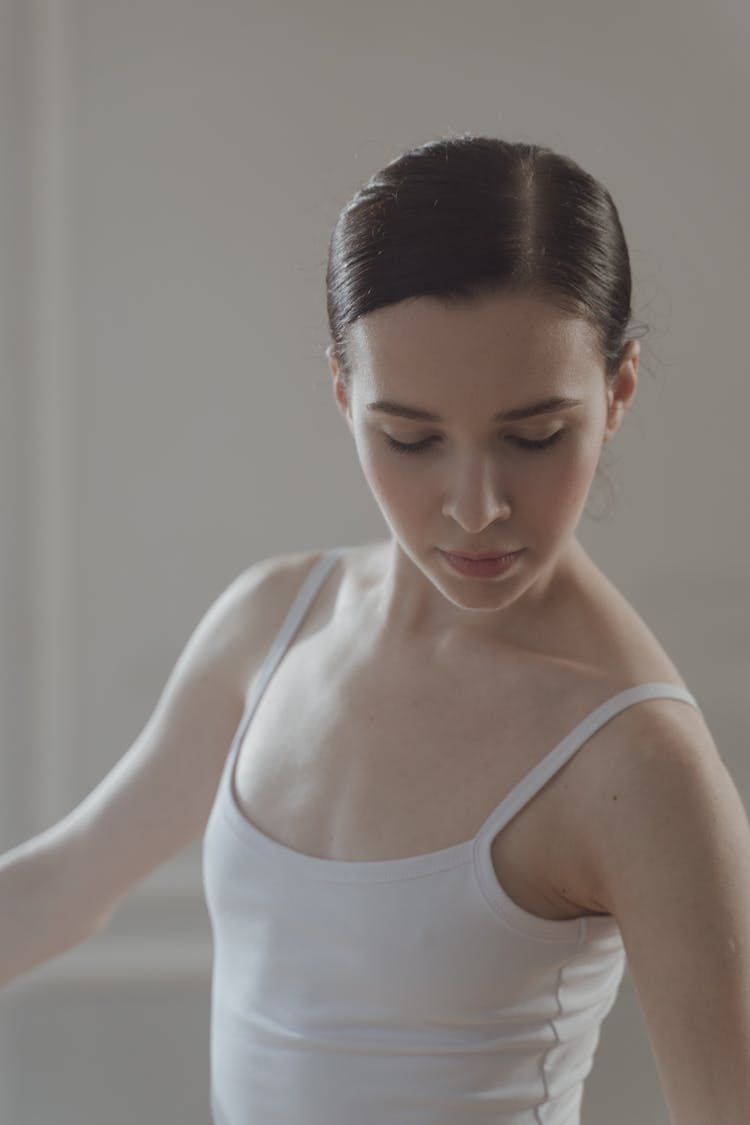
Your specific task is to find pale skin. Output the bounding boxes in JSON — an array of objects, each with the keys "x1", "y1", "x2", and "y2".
[{"x1": 2, "y1": 292, "x2": 748, "y2": 1123}]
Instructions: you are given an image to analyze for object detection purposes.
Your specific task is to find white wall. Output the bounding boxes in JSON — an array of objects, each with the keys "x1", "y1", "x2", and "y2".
[{"x1": 1, "y1": 0, "x2": 748, "y2": 1121}]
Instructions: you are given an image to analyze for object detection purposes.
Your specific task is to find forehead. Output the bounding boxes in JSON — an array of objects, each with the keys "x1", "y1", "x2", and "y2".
[{"x1": 346, "y1": 292, "x2": 602, "y2": 390}]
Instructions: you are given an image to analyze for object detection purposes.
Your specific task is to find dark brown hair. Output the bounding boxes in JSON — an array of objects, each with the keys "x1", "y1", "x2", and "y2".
[{"x1": 325, "y1": 133, "x2": 648, "y2": 516}]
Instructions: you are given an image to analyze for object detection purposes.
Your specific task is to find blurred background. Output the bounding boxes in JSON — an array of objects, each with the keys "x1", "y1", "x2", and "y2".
[{"x1": 0, "y1": 1, "x2": 747, "y2": 1121}]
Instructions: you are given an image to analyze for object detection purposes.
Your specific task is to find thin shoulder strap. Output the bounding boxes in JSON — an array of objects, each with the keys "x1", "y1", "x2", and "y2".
[
  {"x1": 476, "y1": 682, "x2": 703, "y2": 842},
  {"x1": 228, "y1": 548, "x2": 345, "y2": 757}
]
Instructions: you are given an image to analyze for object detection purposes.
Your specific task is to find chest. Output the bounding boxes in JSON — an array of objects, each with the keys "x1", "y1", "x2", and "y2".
[{"x1": 230, "y1": 632, "x2": 608, "y2": 922}]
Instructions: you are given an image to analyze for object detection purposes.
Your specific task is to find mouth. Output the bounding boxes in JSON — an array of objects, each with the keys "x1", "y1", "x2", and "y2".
[
  {"x1": 442, "y1": 549, "x2": 522, "y2": 560},
  {"x1": 438, "y1": 547, "x2": 525, "y2": 579}
]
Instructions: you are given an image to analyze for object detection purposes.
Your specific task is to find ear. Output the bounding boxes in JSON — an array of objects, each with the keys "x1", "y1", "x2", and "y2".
[
  {"x1": 327, "y1": 344, "x2": 353, "y2": 426},
  {"x1": 603, "y1": 340, "x2": 639, "y2": 442}
]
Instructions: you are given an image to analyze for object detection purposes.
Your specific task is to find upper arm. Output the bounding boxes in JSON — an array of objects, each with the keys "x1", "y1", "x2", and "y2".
[
  {"x1": 585, "y1": 702, "x2": 750, "y2": 1123},
  {"x1": 50, "y1": 549, "x2": 322, "y2": 934}
]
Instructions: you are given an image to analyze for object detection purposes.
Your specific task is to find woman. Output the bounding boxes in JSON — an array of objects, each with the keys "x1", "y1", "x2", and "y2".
[{"x1": 2, "y1": 135, "x2": 749, "y2": 1123}]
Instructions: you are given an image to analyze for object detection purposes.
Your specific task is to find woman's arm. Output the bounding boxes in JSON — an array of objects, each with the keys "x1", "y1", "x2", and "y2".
[
  {"x1": 0, "y1": 549, "x2": 318, "y2": 990},
  {"x1": 0, "y1": 825, "x2": 96, "y2": 988},
  {"x1": 585, "y1": 700, "x2": 750, "y2": 1123}
]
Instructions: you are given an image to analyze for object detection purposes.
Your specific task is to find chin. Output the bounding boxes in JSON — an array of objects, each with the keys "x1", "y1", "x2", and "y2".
[{"x1": 434, "y1": 569, "x2": 526, "y2": 608}]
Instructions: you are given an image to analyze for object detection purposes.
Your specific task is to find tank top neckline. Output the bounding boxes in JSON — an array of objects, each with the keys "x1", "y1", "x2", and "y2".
[{"x1": 217, "y1": 546, "x2": 701, "y2": 889}]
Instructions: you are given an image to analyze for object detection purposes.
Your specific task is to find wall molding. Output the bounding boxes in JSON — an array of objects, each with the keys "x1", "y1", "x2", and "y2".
[{"x1": 27, "y1": 0, "x2": 78, "y2": 827}]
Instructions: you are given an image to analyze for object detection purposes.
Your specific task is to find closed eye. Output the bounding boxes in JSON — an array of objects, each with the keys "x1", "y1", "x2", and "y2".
[
  {"x1": 510, "y1": 431, "x2": 564, "y2": 451},
  {"x1": 383, "y1": 435, "x2": 437, "y2": 455},
  {"x1": 383, "y1": 431, "x2": 564, "y2": 455}
]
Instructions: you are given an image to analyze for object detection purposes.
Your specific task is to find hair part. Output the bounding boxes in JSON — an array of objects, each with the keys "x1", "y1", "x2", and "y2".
[{"x1": 325, "y1": 133, "x2": 648, "y2": 520}]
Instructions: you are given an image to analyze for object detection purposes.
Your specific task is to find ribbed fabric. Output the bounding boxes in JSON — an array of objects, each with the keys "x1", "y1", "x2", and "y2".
[{"x1": 202, "y1": 547, "x2": 702, "y2": 1124}]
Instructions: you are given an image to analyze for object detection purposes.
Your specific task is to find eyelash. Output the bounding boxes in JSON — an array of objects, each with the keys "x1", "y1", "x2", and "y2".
[{"x1": 383, "y1": 431, "x2": 564, "y2": 455}]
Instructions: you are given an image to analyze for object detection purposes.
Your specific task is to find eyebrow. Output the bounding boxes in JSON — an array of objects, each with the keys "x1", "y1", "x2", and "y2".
[{"x1": 365, "y1": 395, "x2": 584, "y2": 424}]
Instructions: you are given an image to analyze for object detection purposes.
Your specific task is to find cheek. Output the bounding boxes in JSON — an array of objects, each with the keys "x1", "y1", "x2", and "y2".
[
  {"x1": 364, "y1": 452, "x2": 427, "y2": 511},
  {"x1": 513, "y1": 441, "x2": 596, "y2": 531},
  {"x1": 541, "y1": 448, "x2": 599, "y2": 520},
  {"x1": 357, "y1": 442, "x2": 437, "y2": 529},
  {"x1": 355, "y1": 435, "x2": 395, "y2": 488}
]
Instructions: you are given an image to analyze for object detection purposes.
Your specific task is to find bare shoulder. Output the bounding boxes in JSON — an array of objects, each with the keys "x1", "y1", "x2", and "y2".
[
  {"x1": 570, "y1": 689, "x2": 750, "y2": 1120},
  {"x1": 544, "y1": 549, "x2": 713, "y2": 913},
  {"x1": 564, "y1": 689, "x2": 723, "y2": 913},
  {"x1": 226, "y1": 546, "x2": 331, "y2": 687},
  {"x1": 234, "y1": 546, "x2": 328, "y2": 606},
  {"x1": 565, "y1": 557, "x2": 715, "y2": 813},
  {"x1": 569, "y1": 689, "x2": 716, "y2": 805},
  {"x1": 224, "y1": 540, "x2": 396, "y2": 697}
]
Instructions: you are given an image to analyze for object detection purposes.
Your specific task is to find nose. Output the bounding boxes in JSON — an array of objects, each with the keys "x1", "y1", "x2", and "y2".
[{"x1": 440, "y1": 453, "x2": 512, "y2": 532}]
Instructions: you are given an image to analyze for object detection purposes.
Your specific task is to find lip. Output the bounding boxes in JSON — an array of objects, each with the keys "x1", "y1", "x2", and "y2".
[
  {"x1": 439, "y1": 547, "x2": 524, "y2": 579},
  {"x1": 441, "y1": 549, "x2": 522, "y2": 560}
]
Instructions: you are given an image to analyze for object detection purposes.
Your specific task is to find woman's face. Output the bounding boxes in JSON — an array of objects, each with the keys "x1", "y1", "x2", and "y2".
[{"x1": 328, "y1": 291, "x2": 638, "y2": 614}]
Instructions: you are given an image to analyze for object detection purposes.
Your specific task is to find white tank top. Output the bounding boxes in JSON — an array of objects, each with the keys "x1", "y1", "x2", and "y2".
[{"x1": 202, "y1": 547, "x2": 701, "y2": 1124}]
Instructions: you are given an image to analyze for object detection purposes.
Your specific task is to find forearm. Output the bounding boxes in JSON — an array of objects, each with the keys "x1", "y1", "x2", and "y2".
[{"x1": 0, "y1": 830, "x2": 99, "y2": 990}]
